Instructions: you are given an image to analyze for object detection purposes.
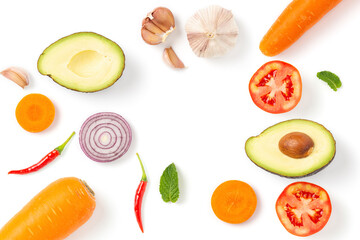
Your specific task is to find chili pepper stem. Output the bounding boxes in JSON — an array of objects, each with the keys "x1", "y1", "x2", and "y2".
[
  {"x1": 136, "y1": 153, "x2": 147, "y2": 182},
  {"x1": 56, "y1": 132, "x2": 75, "y2": 154}
]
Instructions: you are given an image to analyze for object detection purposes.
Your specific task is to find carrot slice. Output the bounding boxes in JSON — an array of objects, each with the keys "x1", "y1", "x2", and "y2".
[
  {"x1": 0, "y1": 177, "x2": 96, "y2": 240},
  {"x1": 15, "y1": 93, "x2": 55, "y2": 132},
  {"x1": 260, "y1": 0, "x2": 343, "y2": 56},
  {"x1": 211, "y1": 180, "x2": 257, "y2": 224}
]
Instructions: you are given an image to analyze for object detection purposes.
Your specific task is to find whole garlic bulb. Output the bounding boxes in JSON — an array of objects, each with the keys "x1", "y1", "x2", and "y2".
[{"x1": 185, "y1": 5, "x2": 239, "y2": 58}]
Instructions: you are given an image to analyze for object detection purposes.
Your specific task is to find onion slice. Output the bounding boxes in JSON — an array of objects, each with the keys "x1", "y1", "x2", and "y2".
[{"x1": 79, "y1": 112, "x2": 132, "y2": 162}]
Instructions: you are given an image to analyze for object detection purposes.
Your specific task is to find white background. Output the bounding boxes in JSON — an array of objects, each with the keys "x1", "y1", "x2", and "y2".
[{"x1": 0, "y1": 0, "x2": 359, "y2": 239}]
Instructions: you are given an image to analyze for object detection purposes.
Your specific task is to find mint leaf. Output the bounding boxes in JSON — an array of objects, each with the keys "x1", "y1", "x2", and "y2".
[
  {"x1": 160, "y1": 163, "x2": 179, "y2": 203},
  {"x1": 317, "y1": 71, "x2": 342, "y2": 91}
]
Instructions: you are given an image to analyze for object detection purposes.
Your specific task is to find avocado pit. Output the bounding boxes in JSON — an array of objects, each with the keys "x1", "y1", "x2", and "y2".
[{"x1": 279, "y1": 132, "x2": 314, "y2": 159}]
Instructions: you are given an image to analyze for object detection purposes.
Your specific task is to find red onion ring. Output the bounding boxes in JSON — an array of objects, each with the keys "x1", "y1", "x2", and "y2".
[{"x1": 79, "y1": 112, "x2": 132, "y2": 162}]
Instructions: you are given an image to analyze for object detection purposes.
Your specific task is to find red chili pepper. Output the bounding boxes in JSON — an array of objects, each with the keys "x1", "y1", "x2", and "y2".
[
  {"x1": 8, "y1": 132, "x2": 75, "y2": 175},
  {"x1": 134, "y1": 153, "x2": 147, "y2": 233}
]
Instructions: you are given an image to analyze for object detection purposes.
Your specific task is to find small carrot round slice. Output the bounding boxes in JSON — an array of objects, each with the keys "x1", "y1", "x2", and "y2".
[
  {"x1": 15, "y1": 93, "x2": 55, "y2": 133},
  {"x1": 211, "y1": 180, "x2": 257, "y2": 224}
]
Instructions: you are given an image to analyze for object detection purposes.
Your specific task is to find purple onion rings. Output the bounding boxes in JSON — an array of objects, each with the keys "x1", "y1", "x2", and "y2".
[{"x1": 79, "y1": 112, "x2": 132, "y2": 162}]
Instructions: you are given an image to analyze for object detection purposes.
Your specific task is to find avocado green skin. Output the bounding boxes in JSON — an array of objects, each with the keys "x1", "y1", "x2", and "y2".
[
  {"x1": 37, "y1": 32, "x2": 125, "y2": 93},
  {"x1": 245, "y1": 119, "x2": 336, "y2": 178}
]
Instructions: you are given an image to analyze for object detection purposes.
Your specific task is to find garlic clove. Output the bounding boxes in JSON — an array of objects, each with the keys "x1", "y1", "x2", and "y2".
[
  {"x1": 149, "y1": 7, "x2": 175, "y2": 33},
  {"x1": 1, "y1": 67, "x2": 29, "y2": 89},
  {"x1": 185, "y1": 5, "x2": 239, "y2": 58},
  {"x1": 142, "y1": 18, "x2": 164, "y2": 35},
  {"x1": 163, "y1": 47, "x2": 185, "y2": 69},
  {"x1": 141, "y1": 28, "x2": 163, "y2": 45},
  {"x1": 141, "y1": 7, "x2": 175, "y2": 45}
]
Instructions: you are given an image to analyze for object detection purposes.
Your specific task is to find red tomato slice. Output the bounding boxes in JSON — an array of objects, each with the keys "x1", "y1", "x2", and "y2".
[
  {"x1": 249, "y1": 61, "x2": 302, "y2": 113},
  {"x1": 276, "y1": 182, "x2": 332, "y2": 237}
]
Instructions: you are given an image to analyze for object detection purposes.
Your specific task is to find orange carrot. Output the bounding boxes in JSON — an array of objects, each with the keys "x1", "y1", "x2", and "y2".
[
  {"x1": 211, "y1": 180, "x2": 257, "y2": 224},
  {"x1": 0, "y1": 177, "x2": 96, "y2": 240},
  {"x1": 260, "y1": 0, "x2": 343, "y2": 56},
  {"x1": 15, "y1": 93, "x2": 55, "y2": 133}
]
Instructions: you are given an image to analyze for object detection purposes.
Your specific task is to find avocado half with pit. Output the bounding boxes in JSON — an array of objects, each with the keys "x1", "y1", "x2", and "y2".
[
  {"x1": 38, "y1": 32, "x2": 125, "y2": 92},
  {"x1": 245, "y1": 119, "x2": 335, "y2": 178}
]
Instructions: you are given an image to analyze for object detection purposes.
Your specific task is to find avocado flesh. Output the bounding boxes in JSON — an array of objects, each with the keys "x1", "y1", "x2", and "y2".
[
  {"x1": 38, "y1": 32, "x2": 125, "y2": 92},
  {"x1": 245, "y1": 119, "x2": 335, "y2": 178}
]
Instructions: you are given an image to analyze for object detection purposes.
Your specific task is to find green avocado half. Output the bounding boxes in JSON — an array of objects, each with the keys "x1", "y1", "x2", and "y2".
[
  {"x1": 245, "y1": 119, "x2": 336, "y2": 178},
  {"x1": 38, "y1": 32, "x2": 125, "y2": 92}
]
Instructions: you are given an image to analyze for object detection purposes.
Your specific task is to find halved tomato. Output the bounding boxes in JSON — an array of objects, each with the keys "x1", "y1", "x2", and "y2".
[
  {"x1": 249, "y1": 61, "x2": 302, "y2": 114},
  {"x1": 276, "y1": 182, "x2": 332, "y2": 237}
]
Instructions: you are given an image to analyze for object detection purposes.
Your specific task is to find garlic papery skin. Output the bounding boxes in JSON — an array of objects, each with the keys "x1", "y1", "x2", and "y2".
[
  {"x1": 1, "y1": 67, "x2": 29, "y2": 88},
  {"x1": 185, "y1": 5, "x2": 239, "y2": 58}
]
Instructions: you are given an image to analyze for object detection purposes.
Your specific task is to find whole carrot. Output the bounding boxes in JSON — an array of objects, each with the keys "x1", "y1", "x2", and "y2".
[
  {"x1": 260, "y1": 0, "x2": 343, "y2": 56},
  {"x1": 0, "y1": 177, "x2": 96, "y2": 240}
]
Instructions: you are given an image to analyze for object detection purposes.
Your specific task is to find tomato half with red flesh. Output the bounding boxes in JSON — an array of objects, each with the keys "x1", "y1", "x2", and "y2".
[
  {"x1": 276, "y1": 182, "x2": 332, "y2": 237},
  {"x1": 249, "y1": 61, "x2": 302, "y2": 114}
]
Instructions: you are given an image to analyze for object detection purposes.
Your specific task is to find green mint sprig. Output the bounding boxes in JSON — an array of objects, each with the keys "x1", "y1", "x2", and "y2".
[{"x1": 160, "y1": 163, "x2": 179, "y2": 203}]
